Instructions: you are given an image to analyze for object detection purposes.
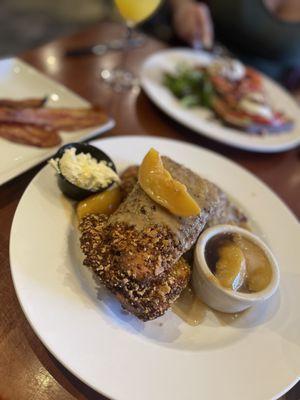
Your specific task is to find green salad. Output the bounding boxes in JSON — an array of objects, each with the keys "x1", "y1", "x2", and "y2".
[{"x1": 163, "y1": 65, "x2": 215, "y2": 108}]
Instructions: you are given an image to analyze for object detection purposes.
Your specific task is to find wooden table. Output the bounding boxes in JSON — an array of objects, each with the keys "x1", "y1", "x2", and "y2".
[{"x1": 0, "y1": 22, "x2": 299, "y2": 400}]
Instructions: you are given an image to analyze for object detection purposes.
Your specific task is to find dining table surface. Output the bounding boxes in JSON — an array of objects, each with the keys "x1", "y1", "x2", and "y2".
[{"x1": 0, "y1": 21, "x2": 299, "y2": 400}]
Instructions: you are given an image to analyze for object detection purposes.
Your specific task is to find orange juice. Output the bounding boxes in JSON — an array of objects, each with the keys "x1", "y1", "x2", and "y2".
[{"x1": 115, "y1": 0, "x2": 161, "y2": 25}]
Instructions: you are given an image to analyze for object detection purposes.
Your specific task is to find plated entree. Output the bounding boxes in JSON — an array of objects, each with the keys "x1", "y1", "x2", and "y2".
[
  {"x1": 164, "y1": 58, "x2": 293, "y2": 134},
  {"x1": 50, "y1": 144, "x2": 279, "y2": 322}
]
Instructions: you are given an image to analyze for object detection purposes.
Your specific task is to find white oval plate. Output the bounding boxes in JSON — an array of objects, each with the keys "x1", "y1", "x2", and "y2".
[
  {"x1": 10, "y1": 136, "x2": 300, "y2": 400},
  {"x1": 0, "y1": 58, "x2": 114, "y2": 186},
  {"x1": 140, "y1": 49, "x2": 300, "y2": 153}
]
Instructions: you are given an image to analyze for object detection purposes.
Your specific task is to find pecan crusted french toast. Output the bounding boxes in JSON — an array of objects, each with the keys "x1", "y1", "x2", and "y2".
[{"x1": 79, "y1": 157, "x2": 247, "y2": 321}]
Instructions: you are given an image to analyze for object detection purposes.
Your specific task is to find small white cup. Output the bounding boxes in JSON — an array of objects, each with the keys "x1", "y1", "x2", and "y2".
[{"x1": 193, "y1": 225, "x2": 280, "y2": 313}]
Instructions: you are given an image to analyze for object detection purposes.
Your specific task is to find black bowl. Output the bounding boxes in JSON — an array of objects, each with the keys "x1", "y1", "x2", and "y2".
[{"x1": 53, "y1": 142, "x2": 117, "y2": 201}]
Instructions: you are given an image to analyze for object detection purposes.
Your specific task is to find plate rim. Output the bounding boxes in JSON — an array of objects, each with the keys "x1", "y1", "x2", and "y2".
[
  {"x1": 140, "y1": 48, "x2": 300, "y2": 153},
  {"x1": 0, "y1": 57, "x2": 115, "y2": 186},
  {"x1": 9, "y1": 135, "x2": 300, "y2": 400}
]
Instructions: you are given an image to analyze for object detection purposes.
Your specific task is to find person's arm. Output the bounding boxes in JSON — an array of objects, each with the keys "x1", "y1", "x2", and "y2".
[
  {"x1": 169, "y1": 0, "x2": 214, "y2": 48},
  {"x1": 264, "y1": 0, "x2": 300, "y2": 21}
]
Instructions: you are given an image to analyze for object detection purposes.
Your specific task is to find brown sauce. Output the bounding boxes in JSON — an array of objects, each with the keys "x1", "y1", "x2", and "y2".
[
  {"x1": 205, "y1": 233, "x2": 272, "y2": 293},
  {"x1": 172, "y1": 283, "x2": 244, "y2": 326},
  {"x1": 172, "y1": 285, "x2": 206, "y2": 326}
]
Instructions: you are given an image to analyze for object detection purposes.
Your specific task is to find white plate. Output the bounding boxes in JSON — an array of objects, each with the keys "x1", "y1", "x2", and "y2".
[
  {"x1": 0, "y1": 58, "x2": 114, "y2": 185},
  {"x1": 10, "y1": 136, "x2": 300, "y2": 400},
  {"x1": 140, "y1": 49, "x2": 300, "y2": 153}
]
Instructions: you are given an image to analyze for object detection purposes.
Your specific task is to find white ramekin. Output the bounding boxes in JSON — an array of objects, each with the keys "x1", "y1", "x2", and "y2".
[{"x1": 192, "y1": 224, "x2": 280, "y2": 313}]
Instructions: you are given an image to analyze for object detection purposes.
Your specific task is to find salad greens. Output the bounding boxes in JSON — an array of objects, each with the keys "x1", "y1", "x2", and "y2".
[{"x1": 163, "y1": 65, "x2": 215, "y2": 108}]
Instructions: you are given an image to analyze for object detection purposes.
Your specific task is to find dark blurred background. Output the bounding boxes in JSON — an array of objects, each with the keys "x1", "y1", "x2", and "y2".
[
  {"x1": 0, "y1": 0, "x2": 174, "y2": 57},
  {"x1": 1, "y1": 0, "x2": 300, "y2": 89},
  {"x1": 0, "y1": 0, "x2": 113, "y2": 56}
]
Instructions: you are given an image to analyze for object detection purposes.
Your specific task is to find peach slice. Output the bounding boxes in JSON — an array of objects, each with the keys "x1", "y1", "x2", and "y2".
[
  {"x1": 138, "y1": 148, "x2": 200, "y2": 217},
  {"x1": 215, "y1": 242, "x2": 246, "y2": 290},
  {"x1": 76, "y1": 186, "x2": 122, "y2": 220}
]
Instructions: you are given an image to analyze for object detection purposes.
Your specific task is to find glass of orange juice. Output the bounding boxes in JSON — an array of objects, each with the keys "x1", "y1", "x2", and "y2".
[{"x1": 100, "y1": 0, "x2": 162, "y2": 91}]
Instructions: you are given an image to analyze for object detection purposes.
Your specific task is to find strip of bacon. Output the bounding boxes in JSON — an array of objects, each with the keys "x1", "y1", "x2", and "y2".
[
  {"x1": 0, "y1": 123, "x2": 61, "y2": 148},
  {"x1": 0, "y1": 107, "x2": 109, "y2": 131},
  {"x1": 0, "y1": 97, "x2": 47, "y2": 109}
]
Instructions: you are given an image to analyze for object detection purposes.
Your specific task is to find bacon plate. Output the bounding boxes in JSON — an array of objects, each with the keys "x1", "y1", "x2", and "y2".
[
  {"x1": 0, "y1": 98, "x2": 47, "y2": 109},
  {"x1": 0, "y1": 107, "x2": 109, "y2": 131},
  {"x1": 0, "y1": 123, "x2": 61, "y2": 148}
]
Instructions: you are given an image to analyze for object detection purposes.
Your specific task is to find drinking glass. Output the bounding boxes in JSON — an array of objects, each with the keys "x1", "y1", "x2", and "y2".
[{"x1": 100, "y1": 0, "x2": 162, "y2": 91}]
